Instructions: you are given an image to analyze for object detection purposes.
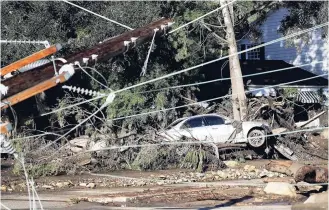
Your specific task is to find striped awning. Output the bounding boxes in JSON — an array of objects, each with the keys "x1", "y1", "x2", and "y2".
[{"x1": 296, "y1": 91, "x2": 321, "y2": 104}]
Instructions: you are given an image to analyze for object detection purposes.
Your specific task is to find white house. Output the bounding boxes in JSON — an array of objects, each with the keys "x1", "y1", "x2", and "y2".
[
  {"x1": 237, "y1": 7, "x2": 328, "y2": 106},
  {"x1": 238, "y1": 8, "x2": 328, "y2": 75}
]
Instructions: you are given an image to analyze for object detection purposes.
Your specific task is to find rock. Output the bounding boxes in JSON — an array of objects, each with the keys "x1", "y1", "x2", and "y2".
[
  {"x1": 42, "y1": 185, "x2": 54, "y2": 190},
  {"x1": 297, "y1": 182, "x2": 323, "y2": 192},
  {"x1": 268, "y1": 173, "x2": 275, "y2": 178},
  {"x1": 77, "y1": 158, "x2": 91, "y2": 166},
  {"x1": 176, "y1": 179, "x2": 183, "y2": 183},
  {"x1": 79, "y1": 183, "x2": 87, "y2": 187},
  {"x1": 69, "y1": 136, "x2": 89, "y2": 148},
  {"x1": 56, "y1": 182, "x2": 64, "y2": 188},
  {"x1": 217, "y1": 171, "x2": 228, "y2": 179},
  {"x1": 86, "y1": 183, "x2": 96, "y2": 188},
  {"x1": 244, "y1": 165, "x2": 256, "y2": 172},
  {"x1": 195, "y1": 173, "x2": 205, "y2": 178},
  {"x1": 157, "y1": 181, "x2": 165, "y2": 185},
  {"x1": 223, "y1": 160, "x2": 239, "y2": 168},
  {"x1": 264, "y1": 182, "x2": 297, "y2": 197},
  {"x1": 70, "y1": 146, "x2": 83, "y2": 153},
  {"x1": 304, "y1": 191, "x2": 328, "y2": 204},
  {"x1": 136, "y1": 181, "x2": 146, "y2": 186},
  {"x1": 63, "y1": 181, "x2": 71, "y2": 187},
  {"x1": 1, "y1": 185, "x2": 7, "y2": 191},
  {"x1": 158, "y1": 175, "x2": 167, "y2": 180}
]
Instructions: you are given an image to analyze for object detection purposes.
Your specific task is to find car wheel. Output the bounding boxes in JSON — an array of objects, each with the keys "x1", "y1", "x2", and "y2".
[{"x1": 247, "y1": 129, "x2": 266, "y2": 148}]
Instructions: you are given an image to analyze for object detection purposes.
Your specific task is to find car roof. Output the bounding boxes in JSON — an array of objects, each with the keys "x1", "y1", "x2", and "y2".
[{"x1": 175, "y1": 113, "x2": 227, "y2": 122}]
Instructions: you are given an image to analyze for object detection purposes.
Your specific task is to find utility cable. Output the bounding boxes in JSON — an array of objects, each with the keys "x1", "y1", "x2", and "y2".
[
  {"x1": 80, "y1": 66, "x2": 110, "y2": 88},
  {"x1": 77, "y1": 63, "x2": 111, "y2": 90},
  {"x1": 38, "y1": 92, "x2": 116, "y2": 151},
  {"x1": 37, "y1": 24, "x2": 328, "y2": 150},
  {"x1": 112, "y1": 22, "x2": 329, "y2": 95},
  {"x1": 141, "y1": 29, "x2": 158, "y2": 76},
  {"x1": 40, "y1": 23, "x2": 328, "y2": 117},
  {"x1": 139, "y1": 61, "x2": 323, "y2": 93},
  {"x1": 168, "y1": 0, "x2": 237, "y2": 34},
  {"x1": 38, "y1": 74, "x2": 326, "y2": 153},
  {"x1": 16, "y1": 156, "x2": 32, "y2": 210},
  {"x1": 0, "y1": 203, "x2": 11, "y2": 210},
  {"x1": 62, "y1": 0, "x2": 133, "y2": 30},
  {"x1": 41, "y1": 95, "x2": 104, "y2": 117},
  {"x1": 108, "y1": 74, "x2": 327, "y2": 122},
  {"x1": 84, "y1": 126, "x2": 328, "y2": 152}
]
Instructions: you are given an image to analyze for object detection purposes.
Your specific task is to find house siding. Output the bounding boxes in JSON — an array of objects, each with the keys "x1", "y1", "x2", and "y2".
[{"x1": 239, "y1": 8, "x2": 328, "y2": 75}]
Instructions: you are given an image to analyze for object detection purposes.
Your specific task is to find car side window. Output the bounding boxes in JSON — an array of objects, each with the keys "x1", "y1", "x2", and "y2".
[
  {"x1": 181, "y1": 117, "x2": 205, "y2": 129},
  {"x1": 204, "y1": 116, "x2": 225, "y2": 126}
]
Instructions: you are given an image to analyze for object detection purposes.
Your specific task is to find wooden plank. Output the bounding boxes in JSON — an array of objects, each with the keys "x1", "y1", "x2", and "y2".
[
  {"x1": 0, "y1": 44, "x2": 61, "y2": 76},
  {"x1": 1, "y1": 18, "x2": 173, "y2": 99}
]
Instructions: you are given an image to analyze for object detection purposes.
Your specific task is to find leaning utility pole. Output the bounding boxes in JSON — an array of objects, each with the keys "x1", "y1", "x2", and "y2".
[
  {"x1": 220, "y1": 0, "x2": 247, "y2": 121},
  {"x1": 1, "y1": 18, "x2": 173, "y2": 100}
]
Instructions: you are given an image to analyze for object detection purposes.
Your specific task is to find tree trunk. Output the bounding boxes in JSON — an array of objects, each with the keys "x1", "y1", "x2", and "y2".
[
  {"x1": 265, "y1": 160, "x2": 328, "y2": 183},
  {"x1": 220, "y1": 0, "x2": 247, "y2": 121}
]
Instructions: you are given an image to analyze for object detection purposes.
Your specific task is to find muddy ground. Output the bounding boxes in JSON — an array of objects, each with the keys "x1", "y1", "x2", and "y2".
[{"x1": 1, "y1": 159, "x2": 328, "y2": 209}]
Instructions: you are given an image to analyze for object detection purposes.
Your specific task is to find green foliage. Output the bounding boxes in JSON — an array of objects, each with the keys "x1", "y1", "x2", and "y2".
[
  {"x1": 182, "y1": 148, "x2": 206, "y2": 172},
  {"x1": 13, "y1": 161, "x2": 61, "y2": 178},
  {"x1": 282, "y1": 87, "x2": 298, "y2": 98},
  {"x1": 131, "y1": 146, "x2": 179, "y2": 171},
  {"x1": 280, "y1": 1, "x2": 328, "y2": 39},
  {"x1": 1, "y1": 1, "x2": 289, "y2": 139}
]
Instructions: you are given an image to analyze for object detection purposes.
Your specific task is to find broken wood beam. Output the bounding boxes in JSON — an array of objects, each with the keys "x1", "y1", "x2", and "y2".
[
  {"x1": 296, "y1": 111, "x2": 325, "y2": 128},
  {"x1": 2, "y1": 18, "x2": 173, "y2": 99},
  {"x1": 265, "y1": 160, "x2": 328, "y2": 183}
]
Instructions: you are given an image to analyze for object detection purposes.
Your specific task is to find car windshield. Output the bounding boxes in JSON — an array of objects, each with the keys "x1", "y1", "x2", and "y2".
[{"x1": 167, "y1": 119, "x2": 185, "y2": 129}]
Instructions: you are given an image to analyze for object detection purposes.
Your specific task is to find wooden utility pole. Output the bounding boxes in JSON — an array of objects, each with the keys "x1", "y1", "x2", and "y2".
[
  {"x1": 220, "y1": 0, "x2": 247, "y2": 121},
  {"x1": 1, "y1": 18, "x2": 173, "y2": 99}
]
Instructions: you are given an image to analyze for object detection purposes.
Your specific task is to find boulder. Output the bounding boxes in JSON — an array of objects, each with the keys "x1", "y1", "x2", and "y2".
[
  {"x1": 304, "y1": 191, "x2": 328, "y2": 204},
  {"x1": 79, "y1": 183, "x2": 87, "y2": 187},
  {"x1": 86, "y1": 183, "x2": 96, "y2": 188},
  {"x1": 69, "y1": 136, "x2": 89, "y2": 148},
  {"x1": 223, "y1": 160, "x2": 239, "y2": 168},
  {"x1": 244, "y1": 165, "x2": 256, "y2": 172},
  {"x1": 264, "y1": 182, "x2": 297, "y2": 197}
]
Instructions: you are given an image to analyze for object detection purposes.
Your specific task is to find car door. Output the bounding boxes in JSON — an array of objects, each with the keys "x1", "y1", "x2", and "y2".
[
  {"x1": 179, "y1": 117, "x2": 210, "y2": 141},
  {"x1": 203, "y1": 115, "x2": 235, "y2": 142}
]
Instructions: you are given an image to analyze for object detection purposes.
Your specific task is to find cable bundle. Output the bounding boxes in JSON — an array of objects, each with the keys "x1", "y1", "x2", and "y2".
[{"x1": 62, "y1": 85, "x2": 105, "y2": 97}]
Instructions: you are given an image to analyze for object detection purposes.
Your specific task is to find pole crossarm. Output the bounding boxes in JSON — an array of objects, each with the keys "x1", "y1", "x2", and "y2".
[
  {"x1": 1, "y1": 71, "x2": 73, "y2": 110},
  {"x1": 0, "y1": 44, "x2": 61, "y2": 76}
]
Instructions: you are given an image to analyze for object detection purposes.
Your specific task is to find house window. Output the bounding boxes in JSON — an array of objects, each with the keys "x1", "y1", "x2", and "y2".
[
  {"x1": 246, "y1": 44, "x2": 261, "y2": 60},
  {"x1": 239, "y1": 43, "x2": 265, "y2": 60}
]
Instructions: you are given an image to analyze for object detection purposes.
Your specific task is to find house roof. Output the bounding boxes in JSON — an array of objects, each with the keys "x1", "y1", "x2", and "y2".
[{"x1": 203, "y1": 60, "x2": 328, "y2": 87}]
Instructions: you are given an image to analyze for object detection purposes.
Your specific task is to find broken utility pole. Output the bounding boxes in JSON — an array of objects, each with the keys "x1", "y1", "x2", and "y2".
[
  {"x1": 220, "y1": 0, "x2": 247, "y2": 121},
  {"x1": 1, "y1": 18, "x2": 173, "y2": 100}
]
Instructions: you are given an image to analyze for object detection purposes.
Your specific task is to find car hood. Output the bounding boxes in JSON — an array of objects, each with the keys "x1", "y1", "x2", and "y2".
[{"x1": 242, "y1": 121, "x2": 271, "y2": 131}]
